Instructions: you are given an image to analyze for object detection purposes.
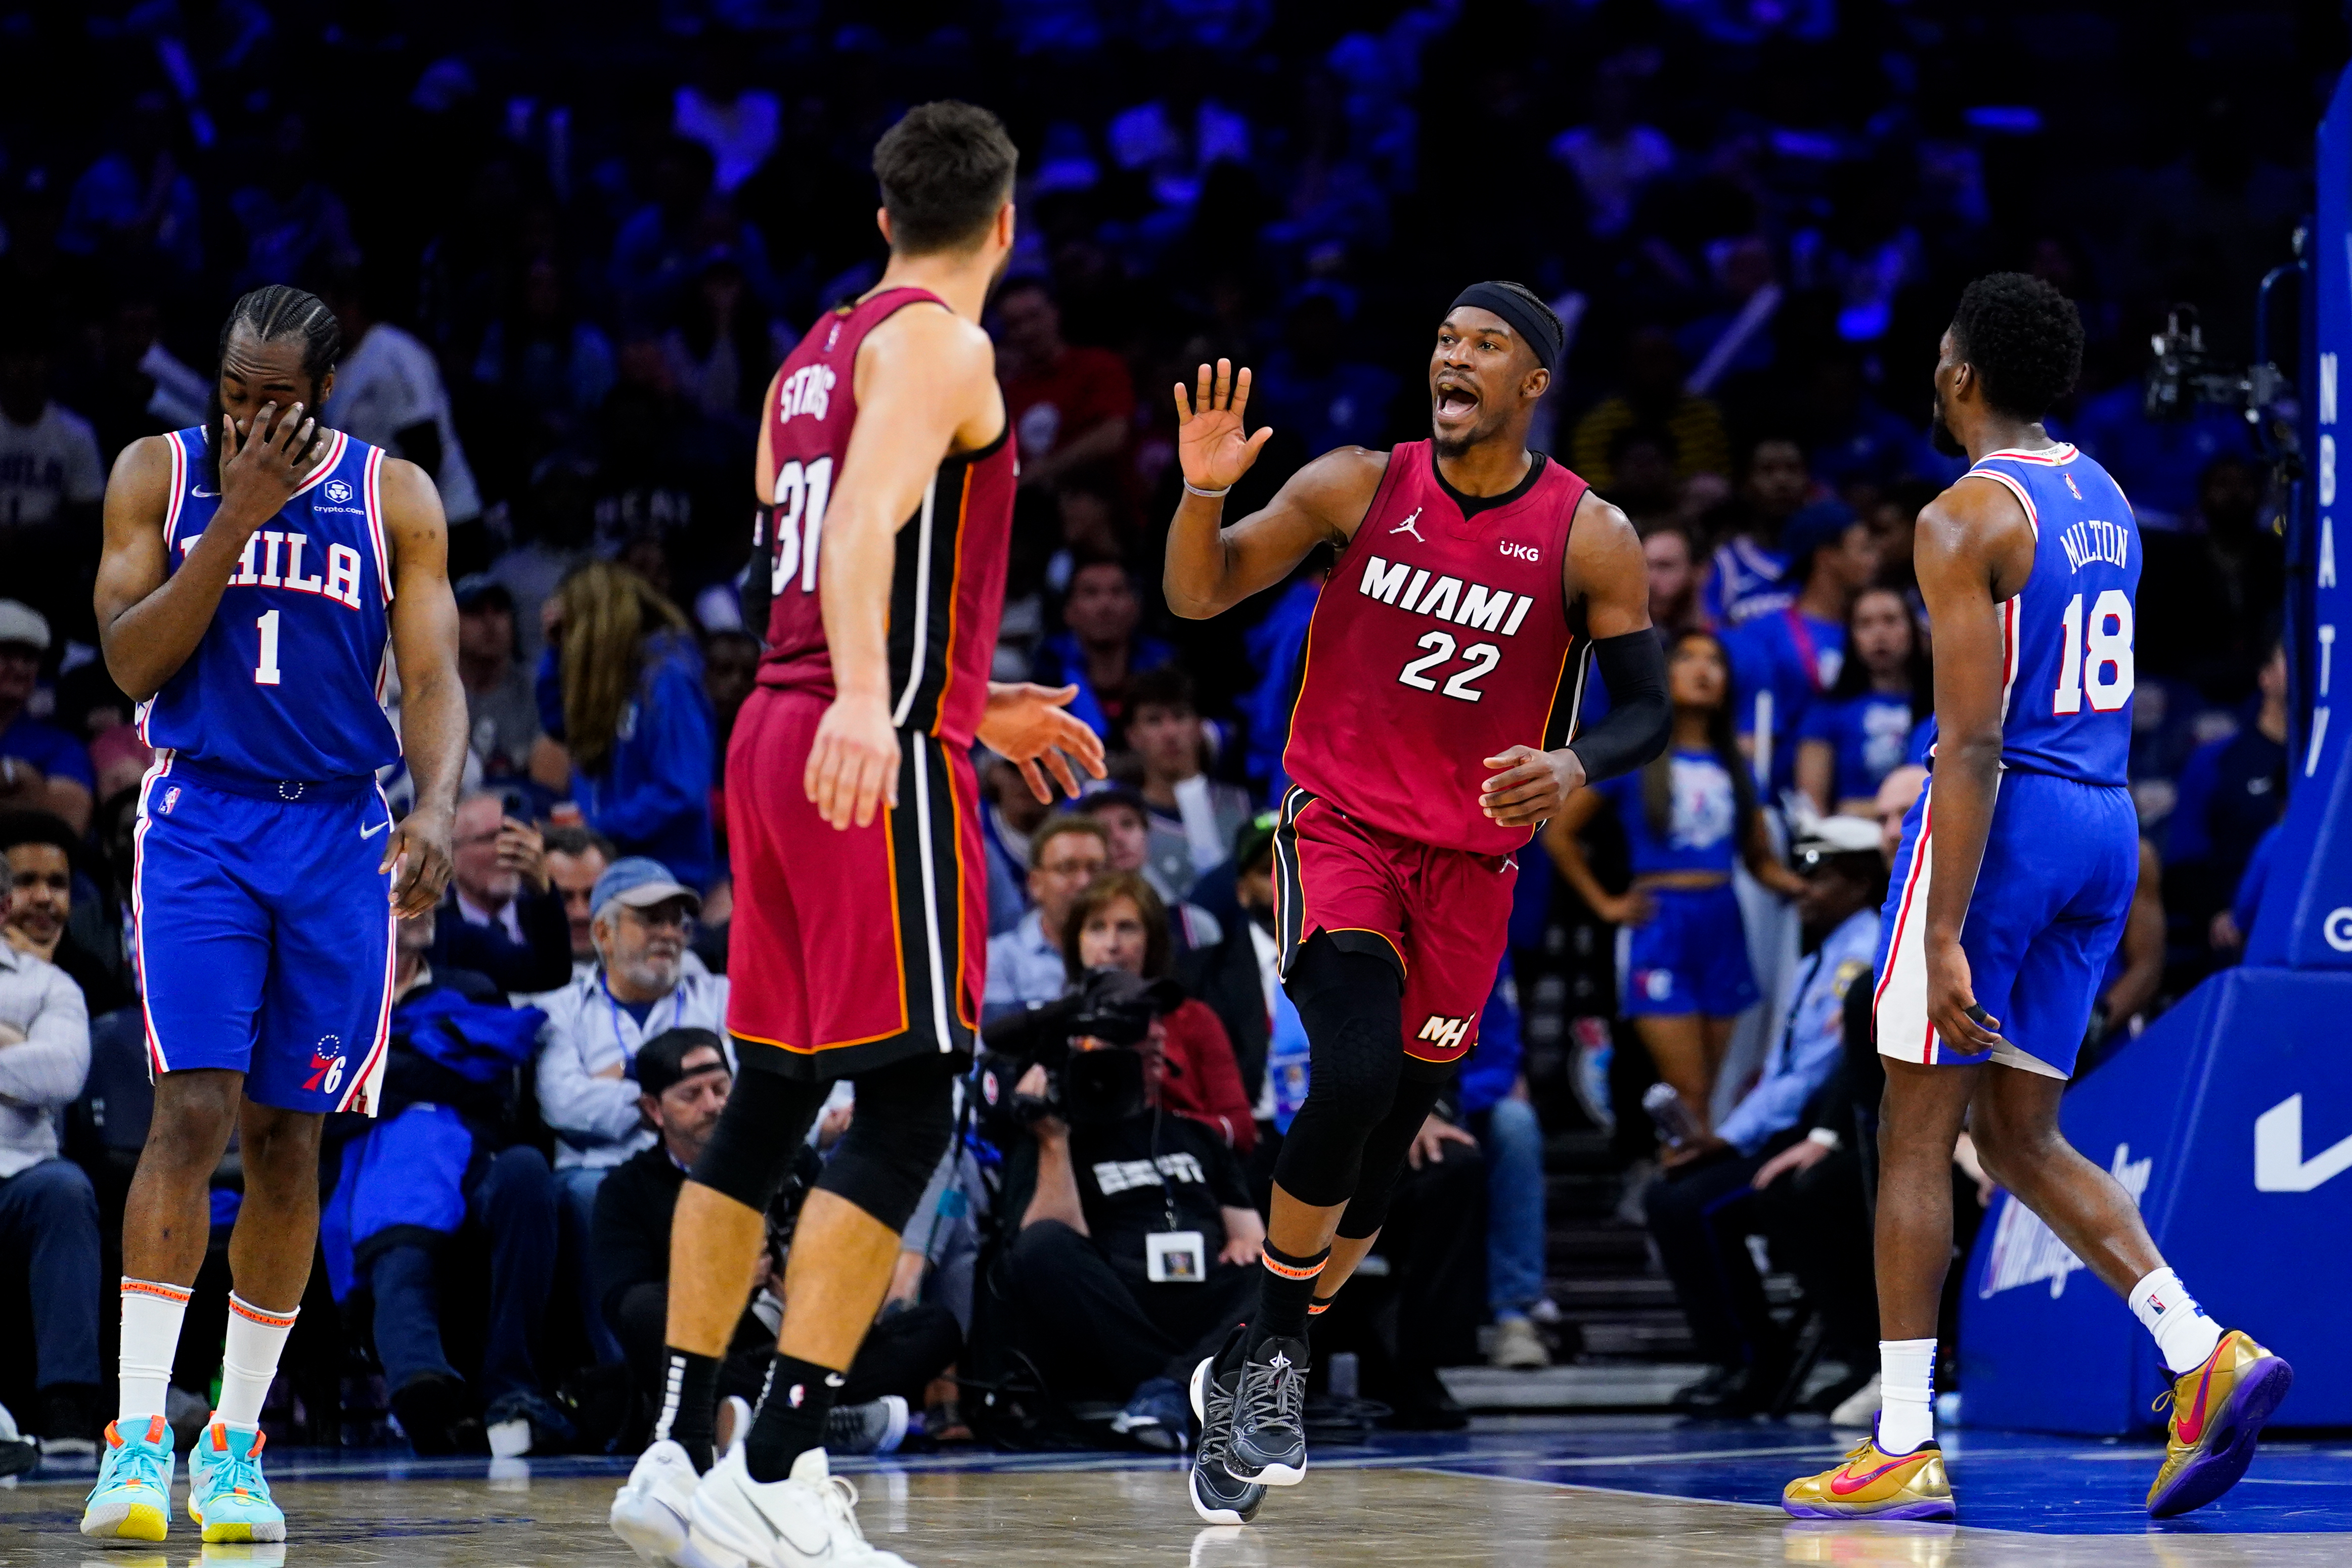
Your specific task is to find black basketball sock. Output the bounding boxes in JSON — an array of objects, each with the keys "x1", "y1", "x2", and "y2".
[
  {"x1": 745, "y1": 1354, "x2": 844, "y2": 1484},
  {"x1": 656, "y1": 1349, "x2": 721, "y2": 1473},
  {"x1": 1247, "y1": 1243, "x2": 1329, "y2": 1353}
]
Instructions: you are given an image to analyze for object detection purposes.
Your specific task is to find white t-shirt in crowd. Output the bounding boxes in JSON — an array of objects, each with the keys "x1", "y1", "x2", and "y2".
[
  {"x1": 0, "y1": 400, "x2": 105, "y2": 528},
  {"x1": 325, "y1": 322, "x2": 482, "y2": 523}
]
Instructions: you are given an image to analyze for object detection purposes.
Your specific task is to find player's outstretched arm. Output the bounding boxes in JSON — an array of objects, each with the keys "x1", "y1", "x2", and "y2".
[
  {"x1": 1914, "y1": 477, "x2": 2035, "y2": 1053},
  {"x1": 1163, "y1": 358, "x2": 1384, "y2": 619},
  {"x1": 1481, "y1": 494, "x2": 1664, "y2": 828},
  {"x1": 806, "y1": 304, "x2": 998, "y2": 830},
  {"x1": 95, "y1": 408, "x2": 329, "y2": 700},
  {"x1": 382, "y1": 458, "x2": 464, "y2": 917}
]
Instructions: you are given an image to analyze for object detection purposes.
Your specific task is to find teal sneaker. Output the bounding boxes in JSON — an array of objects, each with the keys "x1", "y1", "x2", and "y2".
[
  {"x1": 187, "y1": 1420, "x2": 286, "y2": 1544},
  {"x1": 79, "y1": 1415, "x2": 176, "y2": 1544}
]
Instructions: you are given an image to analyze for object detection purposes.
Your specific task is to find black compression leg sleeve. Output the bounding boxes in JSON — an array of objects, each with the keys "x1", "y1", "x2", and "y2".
[
  {"x1": 1270, "y1": 934, "x2": 1405, "y2": 1208},
  {"x1": 1333, "y1": 1073, "x2": 1450, "y2": 1240},
  {"x1": 813, "y1": 1054, "x2": 956, "y2": 1234},
  {"x1": 692, "y1": 1052, "x2": 831, "y2": 1211}
]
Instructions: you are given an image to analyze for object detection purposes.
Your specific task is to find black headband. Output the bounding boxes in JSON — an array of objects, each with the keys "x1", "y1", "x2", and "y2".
[{"x1": 1449, "y1": 282, "x2": 1562, "y2": 376}]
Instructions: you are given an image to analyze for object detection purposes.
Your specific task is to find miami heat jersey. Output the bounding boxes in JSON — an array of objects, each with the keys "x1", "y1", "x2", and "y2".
[
  {"x1": 1283, "y1": 441, "x2": 1589, "y2": 855},
  {"x1": 1967, "y1": 443, "x2": 2139, "y2": 786},
  {"x1": 139, "y1": 425, "x2": 400, "y2": 783},
  {"x1": 756, "y1": 287, "x2": 1017, "y2": 748}
]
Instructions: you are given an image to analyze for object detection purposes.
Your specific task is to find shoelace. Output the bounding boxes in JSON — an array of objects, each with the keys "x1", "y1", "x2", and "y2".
[
  {"x1": 1237, "y1": 1356, "x2": 1303, "y2": 1439},
  {"x1": 819, "y1": 1473, "x2": 870, "y2": 1546},
  {"x1": 1196, "y1": 1374, "x2": 1238, "y2": 1468},
  {"x1": 204, "y1": 1442, "x2": 271, "y2": 1503},
  {"x1": 93, "y1": 1440, "x2": 168, "y2": 1501}
]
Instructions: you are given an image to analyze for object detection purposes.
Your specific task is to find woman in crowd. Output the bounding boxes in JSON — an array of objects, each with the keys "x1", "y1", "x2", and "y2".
[
  {"x1": 1062, "y1": 870, "x2": 1255, "y2": 1154},
  {"x1": 1795, "y1": 584, "x2": 1931, "y2": 818},
  {"x1": 1544, "y1": 630, "x2": 1804, "y2": 1139},
  {"x1": 538, "y1": 562, "x2": 717, "y2": 890},
  {"x1": 1638, "y1": 520, "x2": 1711, "y2": 637}
]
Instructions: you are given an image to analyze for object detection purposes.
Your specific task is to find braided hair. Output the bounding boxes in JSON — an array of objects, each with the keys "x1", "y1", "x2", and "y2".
[{"x1": 206, "y1": 285, "x2": 343, "y2": 487}]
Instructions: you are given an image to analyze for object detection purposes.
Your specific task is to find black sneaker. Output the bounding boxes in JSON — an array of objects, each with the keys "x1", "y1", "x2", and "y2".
[
  {"x1": 1225, "y1": 1334, "x2": 1308, "y2": 1486},
  {"x1": 1188, "y1": 1336, "x2": 1266, "y2": 1525}
]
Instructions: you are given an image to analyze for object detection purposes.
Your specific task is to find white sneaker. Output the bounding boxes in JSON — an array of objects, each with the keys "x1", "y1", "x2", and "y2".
[
  {"x1": 689, "y1": 1445, "x2": 912, "y2": 1567},
  {"x1": 1829, "y1": 1374, "x2": 1881, "y2": 1429},
  {"x1": 611, "y1": 1439, "x2": 707, "y2": 1565},
  {"x1": 1489, "y1": 1316, "x2": 1550, "y2": 1370}
]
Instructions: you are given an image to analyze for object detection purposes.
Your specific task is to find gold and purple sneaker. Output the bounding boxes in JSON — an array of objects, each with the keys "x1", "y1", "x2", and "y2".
[
  {"x1": 1783, "y1": 1424, "x2": 1955, "y2": 1521},
  {"x1": 2146, "y1": 1328, "x2": 2293, "y2": 1517}
]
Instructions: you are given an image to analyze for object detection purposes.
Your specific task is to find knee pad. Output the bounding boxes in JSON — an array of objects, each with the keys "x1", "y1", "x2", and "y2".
[
  {"x1": 1272, "y1": 940, "x2": 1407, "y2": 1207},
  {"x1": 1333, "y1": 1075, "x2": 1447, "y2": 1240},
  {"x1": 813, "y1": 1058, "x2": 955, "y2": 1234},
  {"x1": 692, "y1": 1060, "x2": 830, "y2": 1212}
]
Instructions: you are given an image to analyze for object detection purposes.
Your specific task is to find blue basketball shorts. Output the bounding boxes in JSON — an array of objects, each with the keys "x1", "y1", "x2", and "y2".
[
  {"x1": 132, "y1": 759, "x2": 396, "y2": 1115},
  {"x1": 1618, "y1": 882, "x2": 1759, "y2": 1018},
  {"x1": 1874, "y1": 767, "x2": 2137, "y2": 1080}
]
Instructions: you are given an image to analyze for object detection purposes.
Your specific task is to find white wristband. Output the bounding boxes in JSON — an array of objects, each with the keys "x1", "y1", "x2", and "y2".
[
  {"x1": 1183, "y1": 480, "x2": 1231, "y2": 499},
  {"x1": 1806, "y1": 1127, "x2": 1842, "y2": 1150}
]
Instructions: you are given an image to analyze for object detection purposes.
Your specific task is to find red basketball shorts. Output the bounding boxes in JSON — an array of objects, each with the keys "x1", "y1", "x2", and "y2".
[
  {"x1": 724, "y1": 686, "x2": 983, "y2": 1079},
  {"x1": 1269, "y1": 786, "x2": 1519, "y2": 1067}
]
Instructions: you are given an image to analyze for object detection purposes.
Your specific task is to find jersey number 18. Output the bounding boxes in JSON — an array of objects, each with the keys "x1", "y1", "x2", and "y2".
[{"x1": 2053, "y1": 590, "x2": 2134, "y2": 714}]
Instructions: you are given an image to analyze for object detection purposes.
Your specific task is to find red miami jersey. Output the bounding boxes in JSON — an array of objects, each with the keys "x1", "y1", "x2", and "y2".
[
  {"x1": 1283, "y1": 441, "x2": 1591, "y2": 856},
  {"x1": 756, "y1": 287, "x2": 1017, "y2": 746}
]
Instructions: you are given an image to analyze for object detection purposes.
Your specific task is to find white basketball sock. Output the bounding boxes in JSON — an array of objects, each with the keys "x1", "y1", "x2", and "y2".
[
  {"x1": 2129, "y1": 1268, "x2": 2223, "y2": 1376},
  {"x1": 119, "y1": 1278, "x2": 193, "y2": 1424},
  {"x1": 217, "y1": 1293, "x2": 300, "y2": 1426},
  {"x1": 1876, "y1": 1338, "x2": 1937, "y2": 1454}
]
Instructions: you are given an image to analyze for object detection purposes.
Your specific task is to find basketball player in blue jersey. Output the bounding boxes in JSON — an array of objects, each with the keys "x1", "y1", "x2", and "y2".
[
  {"x1": 77, "y1": 286, "x2": 464, "y2": 1546},
  {"x1": 1784, "y1": 275, "x2": 2290, "y2": 1522}
]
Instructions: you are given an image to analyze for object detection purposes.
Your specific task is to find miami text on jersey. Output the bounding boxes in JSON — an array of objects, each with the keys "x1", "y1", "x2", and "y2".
[{"x1": 1357, "y1": 552, "x2": 1537, "y2": 636}]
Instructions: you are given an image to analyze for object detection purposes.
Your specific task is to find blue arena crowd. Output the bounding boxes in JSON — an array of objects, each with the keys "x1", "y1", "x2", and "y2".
[{"x1": 0, "y1": 0, "x2": 2321, "y2": 1459}]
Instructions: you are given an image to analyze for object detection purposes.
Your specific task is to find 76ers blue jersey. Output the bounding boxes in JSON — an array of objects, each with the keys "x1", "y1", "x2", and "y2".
[
  {"x1": 1970, "y1": 443, "x2": 2139, "y2": 787},
  {"x1": 138, "y1": 426, "x2": 401, "y2": 783}
]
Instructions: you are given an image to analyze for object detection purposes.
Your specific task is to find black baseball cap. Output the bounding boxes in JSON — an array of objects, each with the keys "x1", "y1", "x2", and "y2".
[{"x1": 634, "y1": 1027, "x2": 729, "y2": 1098}]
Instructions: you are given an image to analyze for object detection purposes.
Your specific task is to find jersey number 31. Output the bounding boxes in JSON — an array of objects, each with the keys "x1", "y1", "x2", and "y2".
[
  {"x1": 768, "y1": 457, "x2": 835, "y2": 597},
  {"x1": 2053, "y1": 590, "x2": 2133, "y2": 714}
]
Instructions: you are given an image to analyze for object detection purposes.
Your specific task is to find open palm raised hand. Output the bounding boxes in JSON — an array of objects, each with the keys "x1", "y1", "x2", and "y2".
[{"x1": 1174, "y1": 358, "x2": 1274, "y2": 492}]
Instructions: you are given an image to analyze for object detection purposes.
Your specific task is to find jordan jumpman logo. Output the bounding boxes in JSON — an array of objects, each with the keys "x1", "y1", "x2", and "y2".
[{"x1": 1390, "y1": 508, "x2": 1426, "y2": 543}]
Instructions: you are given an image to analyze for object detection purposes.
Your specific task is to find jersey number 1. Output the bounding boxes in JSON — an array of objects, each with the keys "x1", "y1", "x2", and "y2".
[
  {"x1": 2053, "y1": 590, "x2": 2133, "y2": 714},
  {"x1": 254, "y1": 609, "x2": 282, "y2": 686},
  {"x1": 769, "y1": 457, "x2": 835, "y2": 597}
]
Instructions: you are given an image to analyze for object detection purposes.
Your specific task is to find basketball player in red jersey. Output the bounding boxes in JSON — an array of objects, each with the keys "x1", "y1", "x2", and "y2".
[
  {"x1": 1165, "y1": 284, "x2": 1670, "y2": 1524},
  {"x1": 608, "y1": 103, "x2": 1102, "y2": 1568}
]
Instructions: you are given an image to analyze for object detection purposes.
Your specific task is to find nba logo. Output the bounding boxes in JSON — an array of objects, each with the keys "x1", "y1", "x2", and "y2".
[
  {"x1": 162, "y1": 786, "x2": 181, "y2": 815},
  {"x1": 325, "y1": 479, "x2": 354, "y2": 504},
  {"x1": 2065, "y1": 474, "x2": 2083, "y2": 500}
]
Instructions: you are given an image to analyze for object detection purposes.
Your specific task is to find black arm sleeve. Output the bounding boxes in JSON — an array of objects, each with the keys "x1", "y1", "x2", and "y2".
[
  {"x1": 738, "y1": 503, "x2": 775, "y2": 638},
  {"x1": 1567, "y1": 628, "x2": 1671, "y2": 783}
]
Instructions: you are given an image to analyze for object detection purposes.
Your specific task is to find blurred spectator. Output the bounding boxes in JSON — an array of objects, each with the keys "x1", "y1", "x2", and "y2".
[
  {"x1": 1639, "y1": 521, "x2": 1709, "y2": 636},
  {"x1": 1033, "y1": 558, "x2": 1176, "y2": 745},
  {"x1": 1570, "y1": 327, "x2": 1729, "y2": 490},
  {"x1": 0, "y1": 852, "x2": 101, "y2": 1453},
  {"x1": 543, "y1": 825, "x2": 615, "y2": 976},
  {"x1": 1796, "y1": 585, "x2": 1930, "y2": 817},
  {"x1": 536, "y1": 858, "x2": 728, "y2": 1217},
  {"x1": 0, "y1": 812, "x2": 131, "y2": 1016},
  {"x1": 225, "y1": 113, "x2": 359, "y2": 290},
  {"x1": 591, "y1": 1028, "x2": 959, "y2": 1452},
  {"x1": 0, "y1": 333, "x2": 106, "y2": 639},
  {"x1": 540, "y1": 563, "x2": 717, "y2": 891},
  {"x1": 1702, "y1": 436, "x2": 1812, "y2": 626},
  {"x1": 1255, "y1": 291, "x2": 1400, "y2": 457},
  {"x1": 470, "y1": 258, "x2": 617, "y2": 468},
  {"x1": 2138, "y1": 455, "x2": 2284, "y2": 697},
  {"x1": 1062, "y1": 869, "x2": 1255, "y2": 1153},
  {"x1": 455, "y1": 578, "x2": 541, "y2": 779},
  {"x1": 1725, "y1": 501, "x2": 1877, "y2": 797},
  {"x1": 980, "y1": 750, "x2": 1056, "y2": 936},
  {"x1": 661, "y1": 254, "x2": 782, "y2": 426},
  {"x1": 986, "y1": 814, "x2": 1110, "y2": 1019},
  {"x1": 328, "y1": 910, "x2": 568, "y2": 1454},
  {"x1": 1126, "y1": 667, "x2": 1252, "y2": 900},
  {"x1": 672, "y1": 34, "x2": 780, "y2": 194},
  {"x1": 62, "y1": 293, "x2": 209, "y2": 464},
  {"x1": 1077, "y1": 787, "x2": 1224, "y2": 954},
  {"x1": 1607, "y1": 427, "x2": 1685, "y2": 533},
  {"x1": 57, "y1": 93, "x2": 204, "y2": 281},
  {"x1": 609, "y1": 139, "x2": 778, "y2": 323},
  {"x1": 1645, "y1": 817, "x2": 1883, "y2": 1414},
  {"x1": 1551, "y1": 69, "x2": 1676, "y2": 239},
  {"x1": 2100, "y1": 839, "x2": 2167, "y2": 1036},
  {"x1": 1457, "y1": 961, "x2": 1551, "y2": 1370},
  {"x1": 1179, "y1": 812, "x2": 1280, "y2": 1112},
  {"x1": 2167, "y1": 639, "x2": 2289, "y2": 960},
  {"x1": 996, "y1": 279, "x2": 1134, "y2": 496},
  {"x1": 0, "y1": 605, "x2": 95, "y2": 834},
  {"x1": 433, "y1": 791, "x2": 572, "y2": 995},
  {"x1": 323, "y1": 273, "x2": 483, "y2": 530}
]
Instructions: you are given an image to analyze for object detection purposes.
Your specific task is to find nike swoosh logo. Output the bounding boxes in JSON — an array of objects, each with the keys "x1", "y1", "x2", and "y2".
[
  {"x1": 2178, "y1": 1361, "x2": 2218, "y2": 1445},
  {"x1": 1828, "y1": 1456, "x2": 1915, "y2": 1496},
  {"x1": 748, "y1": 1499, "x2": 830, "y2": 1558},
  {"x1": 361, "y1": 819, "x2": 390, "y2": 839},
  {"x1": 192, "y1": 487, "x2": 219, "y2": 498}
]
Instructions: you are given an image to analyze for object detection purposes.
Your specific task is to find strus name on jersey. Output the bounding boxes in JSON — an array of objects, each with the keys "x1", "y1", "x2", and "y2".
[
  {"x1": 775, "y1": 363, "x2": 837, "y2": 423},
  {"x1": 2058, "y1": 518, "x2": 2130, "y2": 573},
  {"x1": 176, "y1": 529, "x2": 368, "y2": 610},
  {"x1": 1357, "y1": 553, "x2": 1536, "y2": 636}
]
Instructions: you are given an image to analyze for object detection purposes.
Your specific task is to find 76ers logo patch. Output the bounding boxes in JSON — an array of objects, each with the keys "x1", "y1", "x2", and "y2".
[
  {"x1": 324, "y1": 479, "x2": 354, "y2": 504},
  {"x1": 304, "y1": 1034, "x2": 348, "y2": 1094}
]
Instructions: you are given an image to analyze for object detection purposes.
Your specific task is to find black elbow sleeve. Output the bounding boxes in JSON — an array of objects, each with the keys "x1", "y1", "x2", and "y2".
[
  {"x1": 1568, "y1": 629, "x2": 1670, "y2": 784},
  {"x1": 738, "y1": 503, "x2": 775, "y2": 639}
]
